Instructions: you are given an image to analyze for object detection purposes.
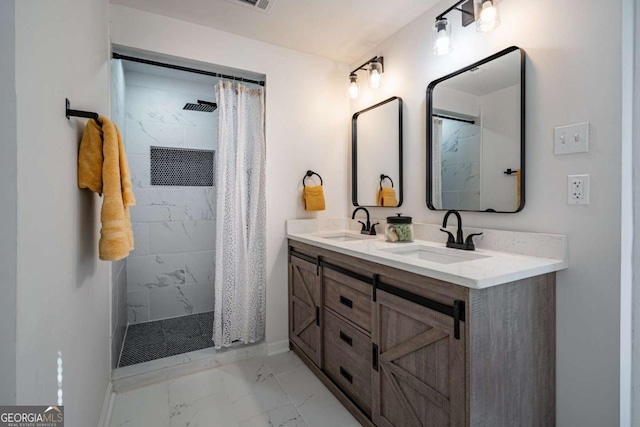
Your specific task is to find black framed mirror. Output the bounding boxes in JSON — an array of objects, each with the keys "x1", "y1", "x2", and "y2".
[
  {"x1": 352, "y1": 96, "x2": 403, "y2": 207},
  {"x1": 427, "y1": 46, "x2": 525, "y2": 213}
]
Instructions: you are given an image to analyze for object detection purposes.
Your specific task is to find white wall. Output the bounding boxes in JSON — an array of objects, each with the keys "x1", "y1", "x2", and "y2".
[
  {"x1": 109, "y1": 5, "x2": 350, "y2": 346},
  {"x1": 629, "y1": 0, "x2": 639, "y2": 423},
  {"x1": 480, "y1": 84, "x2": 520, "y2": 211},
  {"x1": 350, "y1": 0, "x2": 622, "y2": 425},
  {"x1": 0, "y1": 0, "x2": 17, "y2": 406},
  {"x1": 433, "y1": 86, "x2": 480, "y2": 117},
  {"x1": 14, "y1": 0, "x2": 111, "y2": 424}
]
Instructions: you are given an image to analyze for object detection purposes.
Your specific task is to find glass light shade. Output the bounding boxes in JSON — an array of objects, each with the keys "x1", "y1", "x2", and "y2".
[
  {"x1": 433, "y1": 19, "x2": 452, "y2": 56},
  {"x1": 474, "y1": 0, "x2": 501, "y2": 32},
  {"x1": 369, "y1": 60, "x2": 383, "y2": 89},
  {"x1": 349, "y1": 75, "x2": 359, "y2": 99}
]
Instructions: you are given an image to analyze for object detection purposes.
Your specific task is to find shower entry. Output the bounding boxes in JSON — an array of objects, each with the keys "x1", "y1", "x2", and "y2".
[{"x1": 110, "y1": 54, "x2": 266, "y2": 368}]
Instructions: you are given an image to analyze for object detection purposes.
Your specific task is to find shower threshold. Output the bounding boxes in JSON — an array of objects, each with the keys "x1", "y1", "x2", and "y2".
[{"x1": 118, "y1": 311, "x2": 215, "y2": 368}]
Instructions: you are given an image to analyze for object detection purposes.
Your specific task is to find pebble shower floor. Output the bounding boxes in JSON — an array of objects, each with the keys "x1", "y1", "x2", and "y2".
[{"x1": 118, "y1": 311, "x2": 215, "y2": 367}]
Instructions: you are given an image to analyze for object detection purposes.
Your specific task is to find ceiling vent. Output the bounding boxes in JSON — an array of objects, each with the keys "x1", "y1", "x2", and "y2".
[{"x1": 224, "y1": 0, "x2": 276, "y2": 14}]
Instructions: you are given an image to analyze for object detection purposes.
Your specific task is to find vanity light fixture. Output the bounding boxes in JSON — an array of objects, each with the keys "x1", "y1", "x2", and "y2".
[
  {"x1": 433, "y1": 18, "x2": 452, "y2": 56},
  {"x1": 348, "y1": 56, "x2": 384, "y2": 99},
  {"x1": 369, "y1": 58, "x2": 383, "y2": 89},
  {"x1": 349, "y1": 73, "x2": 359, "y2": 99},
  {"x1": 474, "y1": 0, "x2": 501, "y2": 32},
  {"x1": 433, "y1": 0, "x2": 501, "y2": 55}
]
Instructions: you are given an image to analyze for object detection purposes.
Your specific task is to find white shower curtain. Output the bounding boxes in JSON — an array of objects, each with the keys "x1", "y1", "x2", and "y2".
[
  {"x1": 432, "y1": 118, "x2": 443, "y2": 209},
  {"x1": 213, "y1": 81, "x2": 266, "y2": 348}
]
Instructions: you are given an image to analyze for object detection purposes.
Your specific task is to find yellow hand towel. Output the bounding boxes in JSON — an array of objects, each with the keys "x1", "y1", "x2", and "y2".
[
  {"x1": 78, "y1": 116, "x2": 136, "y2": 261},
  {"x1": 78, "y1": 119, "x2": 103, "y2": 194},
  {"x1": 302, "y1": 185, "x2": 326, "y2": 211},
  {"x1": 377, "y1": 187, "x2": 398, "y2": 207}
]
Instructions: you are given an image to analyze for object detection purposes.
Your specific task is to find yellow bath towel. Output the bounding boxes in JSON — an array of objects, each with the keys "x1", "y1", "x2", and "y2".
[
  {"x1": 377, "y1": 187, "x2": 398, "y2": 207},
  {"x1": 302, "y1": 185, "x2": 326, "y2": 211},
  {"x1": 78, "y1": 117, "x2": 136, "y2": 261}
]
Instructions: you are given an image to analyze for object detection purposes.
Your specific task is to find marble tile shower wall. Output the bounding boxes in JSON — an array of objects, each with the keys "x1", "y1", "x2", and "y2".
[
  {"x1": 124, "y1": 71, "x2": 218, "y2": 324},
  {"x1": 441, "y1": 119, "x2": 481, "y2": 210}
]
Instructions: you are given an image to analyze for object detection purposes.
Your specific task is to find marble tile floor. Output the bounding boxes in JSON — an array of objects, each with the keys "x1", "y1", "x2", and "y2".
[{"x1": 109, "y1": 351, "x2": 363, "y2": 427}]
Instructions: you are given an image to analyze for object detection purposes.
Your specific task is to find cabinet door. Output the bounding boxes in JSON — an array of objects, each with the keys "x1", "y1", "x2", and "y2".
[
  {"x1": 289, "y1": 255, "x2": 322, "y2": 366},
  {"x1": 373, "y1": 289, "x2": 466, "y2": 427}
]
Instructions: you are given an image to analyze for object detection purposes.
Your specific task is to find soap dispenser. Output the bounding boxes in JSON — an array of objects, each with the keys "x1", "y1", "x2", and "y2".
[{"x1": 385, "y1": 214, "x2": 414, "y2": 243}]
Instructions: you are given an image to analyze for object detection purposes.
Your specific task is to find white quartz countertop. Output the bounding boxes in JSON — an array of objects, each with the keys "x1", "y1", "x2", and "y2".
[{"x1": 286, "y1": 220, "x2": 568, "y2": 289}]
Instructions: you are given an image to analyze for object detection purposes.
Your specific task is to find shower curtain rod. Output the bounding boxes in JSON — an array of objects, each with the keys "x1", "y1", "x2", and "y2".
[
  {"x1": 112, "y1": 52, "x2": 265, "y2": 86},
  {"x1": 433, "y1": 113, "x2": 475, "y2": 125}
]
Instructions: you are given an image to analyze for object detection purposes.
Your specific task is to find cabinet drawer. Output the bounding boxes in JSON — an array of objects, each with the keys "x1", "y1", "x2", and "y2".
[
  {"x1": 324, "y1": 309, "x2": 371, "y2": 365},
  {"x1": 323, "y1": 323, "x2": 372, "y2": 415},
  {"x1": 323, "y1": 269, "x2": 371, "y2": 332}
]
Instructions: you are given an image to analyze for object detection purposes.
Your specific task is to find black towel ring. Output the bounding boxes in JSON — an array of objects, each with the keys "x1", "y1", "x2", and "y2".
[
  {"x1": 303, "y1": 170, "x2": 323, "y2": 187},
  {"x1": 379, "y1": 174, "x2": 394, "y2": 189}
]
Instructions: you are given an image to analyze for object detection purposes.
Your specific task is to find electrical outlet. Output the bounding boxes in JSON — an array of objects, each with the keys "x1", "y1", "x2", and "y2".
[{"x1": 568, "y1": 174, "x2": 590, "y2": 205}]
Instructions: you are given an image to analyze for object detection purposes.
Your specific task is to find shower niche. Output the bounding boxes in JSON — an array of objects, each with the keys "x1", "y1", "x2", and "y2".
[{"x1": 150, "y1": 146, "x2": 215, "y2": 187}]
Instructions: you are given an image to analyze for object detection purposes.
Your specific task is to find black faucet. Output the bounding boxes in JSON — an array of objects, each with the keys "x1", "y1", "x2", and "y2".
[
  {"x1": 352, "y1": 207, "x2": 379, "y2": 235},
  {"x1": 440, "y1": 209, "x2": 483, "y2": 251}
]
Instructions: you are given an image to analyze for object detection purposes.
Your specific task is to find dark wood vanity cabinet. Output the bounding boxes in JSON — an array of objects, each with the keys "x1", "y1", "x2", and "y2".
[
  {"x1": 288, "y1": 240, "x2": 555, "y2": 427},
  {"x1": 373, "y1": 288, "x2": 466, "y2": 427},
  {"x1": 288, "y1": 255, "x2": 322, "y2": 366}
]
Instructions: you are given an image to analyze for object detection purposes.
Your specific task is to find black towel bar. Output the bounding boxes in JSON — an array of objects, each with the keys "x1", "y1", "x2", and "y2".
[
  {"x1": 303, "y1": 170, "x2": 323, "y2": 187},
  {"x1": 66, "y1": 98, "x2": 102, "y2": 126}
]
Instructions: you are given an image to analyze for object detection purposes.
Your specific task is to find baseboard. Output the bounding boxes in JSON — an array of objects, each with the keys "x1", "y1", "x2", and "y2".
[
  {"x1": 266, "y1": 339, "x2": 290, "y2": 356},
  {"x1": 97, "y1": 380, "x2": 115, "y2": 427}
]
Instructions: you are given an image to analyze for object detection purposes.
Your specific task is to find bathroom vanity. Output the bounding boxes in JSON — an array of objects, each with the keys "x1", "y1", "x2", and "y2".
[{"x1": 287, "y1": 219, "x2": 566, "y2": 427}]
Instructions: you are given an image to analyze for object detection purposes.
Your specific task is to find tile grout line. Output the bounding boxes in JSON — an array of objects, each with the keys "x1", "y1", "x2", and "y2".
[
  {"x1": 234, "y1": 356, "x2": 301, "y2": 426},
  {"x1": 116, "y1": 324, "x2": 130, "y2": 369},
  {"x1": 274, "y1": 365, "x2": 312, "y2": 427},
  {"x1": 274, "y1": 361, "x2": 362, "y2": 427}
]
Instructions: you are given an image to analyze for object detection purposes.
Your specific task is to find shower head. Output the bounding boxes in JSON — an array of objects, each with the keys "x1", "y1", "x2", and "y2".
[{"x1": 183, "y1": 100, "x2": 217, "y2": 113}]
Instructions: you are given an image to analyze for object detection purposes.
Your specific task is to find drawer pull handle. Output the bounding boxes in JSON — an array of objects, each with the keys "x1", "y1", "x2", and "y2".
[
  {"x1": 372, "y1": 343, "x2": 379, "y2": 371},
  {"x1": 340, "y1": 367, "x2": 353, "y2": 384},
  {"x1": 339, "y1": 331, "x2": 353, "y2": 346},
  {"x1": 339, "y1": 295, "x2": 353, "y2": 308}
]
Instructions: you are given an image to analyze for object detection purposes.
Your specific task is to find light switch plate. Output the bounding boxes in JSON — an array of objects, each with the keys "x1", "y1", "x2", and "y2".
[{"x1": 554, "y1": 122, "x2": 589, "y2": 155}]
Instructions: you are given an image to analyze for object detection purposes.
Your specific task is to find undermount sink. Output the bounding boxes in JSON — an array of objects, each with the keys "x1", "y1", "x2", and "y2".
[
  {"x1": 314, "y1": 232, "x2": 377, "y2": 242},
  {"x1": 380, "y1": 244, "x2": 489, "y2": 264}
]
